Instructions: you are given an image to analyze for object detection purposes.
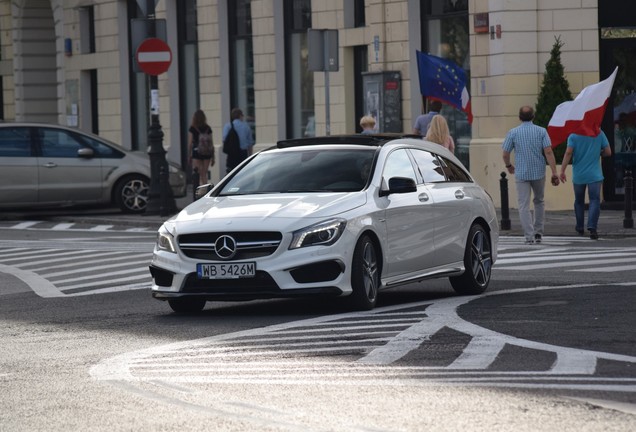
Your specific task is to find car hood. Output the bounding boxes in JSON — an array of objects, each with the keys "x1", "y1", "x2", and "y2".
[{"x1": 172, "y1": 192, "x2": 367, "y2": 226}]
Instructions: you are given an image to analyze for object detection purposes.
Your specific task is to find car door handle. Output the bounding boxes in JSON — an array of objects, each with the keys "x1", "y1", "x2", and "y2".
[
  {"x1": 43, "y1": 162, "x2": 58, "y2": 168},
  {"x1": 454, "y1": 190, "x2": 465, "y2": 199},
  {"x1": 419, "y1": 193, "x2": 429, "y2": 202}
]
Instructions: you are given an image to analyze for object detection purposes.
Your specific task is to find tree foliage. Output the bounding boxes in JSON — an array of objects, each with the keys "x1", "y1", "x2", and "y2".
[{"x1": 535, "y1": 36, "x2": 572, "y2": 162}]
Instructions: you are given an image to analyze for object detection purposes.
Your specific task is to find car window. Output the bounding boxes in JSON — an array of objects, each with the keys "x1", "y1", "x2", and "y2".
[
  {"x1": 438, "y1": 156, "x2": 473, "y2": 182},
  {"x1": 0, "y1": 127, "x2": 32, "y2": 157},
  {"x1": 219, "y1": 148, "x2": 376, "y2": 195},
  {"x1": 81, "y1": 135, "x2": 121, "y2": 157},
  {"x1": 409, "y1": 148, "x2": 447, "y2": 183},
  {"x1": 39, "y1": 128, "x2": 85, "y2": 158},
  {"x1": 382, "y1": 148, "x2": 416, "y2": 182}
]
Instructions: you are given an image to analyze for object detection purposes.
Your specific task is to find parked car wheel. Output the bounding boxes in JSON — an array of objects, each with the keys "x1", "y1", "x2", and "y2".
[
  {"x1": 450, "y1": 223, "x2": 492, "y2": 295},
  {"x1": 350, "y1": 234, "x2": 380, "y2": 310},
  {"x1": 168, "y1": 298, "x2": 206, "y2": 314},
  {"x1": 114, "y1": 174, "x2": 149, "y2": 214}
]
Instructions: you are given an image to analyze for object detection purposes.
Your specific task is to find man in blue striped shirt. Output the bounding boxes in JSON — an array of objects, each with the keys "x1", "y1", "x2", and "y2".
[{"x1": 502, "y1": 106, "x2": 560, "y2": 244}]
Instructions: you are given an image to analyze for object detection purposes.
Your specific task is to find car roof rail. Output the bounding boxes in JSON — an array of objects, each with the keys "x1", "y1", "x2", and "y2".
[{"x1": 276, "y1": 133, "x2": 421, "y2": 149}]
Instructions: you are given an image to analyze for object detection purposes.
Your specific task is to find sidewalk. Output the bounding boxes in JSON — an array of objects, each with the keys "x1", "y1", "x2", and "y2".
[{"x1": 498, "y1": 208, "x2": 636, "y2": 238}]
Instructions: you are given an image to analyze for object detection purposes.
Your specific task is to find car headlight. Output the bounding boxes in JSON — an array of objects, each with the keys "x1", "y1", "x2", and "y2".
[
  {"x1": 156, "y1": 225, "x2": 177, "y2": 253},
  {"x1": 289, "y1": 219, "x2": 346, "y2": 250}
]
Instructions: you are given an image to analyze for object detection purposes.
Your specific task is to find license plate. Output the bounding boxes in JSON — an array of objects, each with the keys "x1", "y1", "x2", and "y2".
[{"x1": 197, "y1": 262, "x2": 256, "y2": 279}]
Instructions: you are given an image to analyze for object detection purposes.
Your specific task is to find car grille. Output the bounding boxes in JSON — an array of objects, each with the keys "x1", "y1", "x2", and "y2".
[
  {"x1": 182, "y1": 271, "x2": 279, "y2": 293},
  {"x1": 178, "y1": 231, "x2": 282, "y2": 261}
]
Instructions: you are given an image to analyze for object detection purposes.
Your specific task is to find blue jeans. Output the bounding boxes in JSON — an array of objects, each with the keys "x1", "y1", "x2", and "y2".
[{"x1": 573, "y1": 181, "x2": 602, "y2": 231}]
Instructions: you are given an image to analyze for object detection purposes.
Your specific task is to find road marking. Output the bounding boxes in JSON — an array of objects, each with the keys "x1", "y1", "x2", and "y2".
[{"x1": 91, "y1": 284, "x2": 636, "y2": 395}]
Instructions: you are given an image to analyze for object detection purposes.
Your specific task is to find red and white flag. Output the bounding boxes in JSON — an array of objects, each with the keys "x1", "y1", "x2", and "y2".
[{"x1": 547, "y1": 67, "x2": 618, "y2": 148}]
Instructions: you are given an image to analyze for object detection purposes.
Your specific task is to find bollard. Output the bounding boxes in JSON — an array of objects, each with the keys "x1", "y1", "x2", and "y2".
[
  {"x1": 159, "y1": 163, "x2": 168, "y2": 217},
  {"x1": 499, "y1": 172, "x2": 511, "y2": 230},
  {"x1": 192, "y1": 167, "x2": 199, "y2": 202},
  {"x1": 624, "y1": 169, "x2": 633, "y2": 228}
]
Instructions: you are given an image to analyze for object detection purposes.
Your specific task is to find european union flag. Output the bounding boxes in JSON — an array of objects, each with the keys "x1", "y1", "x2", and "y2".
[{"x1": 416, "y1": 51, "x2": 473, "y2": 123}]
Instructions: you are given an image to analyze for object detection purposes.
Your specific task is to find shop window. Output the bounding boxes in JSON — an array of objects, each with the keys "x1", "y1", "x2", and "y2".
[
  {"x1": 284, "y1": 0, "x2": 314, "y2": 138},
  {"x1": 420, "y1": 0, "x2": 470, "y2": 168},
  {"x1": 229, "y1": 0, "x2": 255, "y2": 140}
]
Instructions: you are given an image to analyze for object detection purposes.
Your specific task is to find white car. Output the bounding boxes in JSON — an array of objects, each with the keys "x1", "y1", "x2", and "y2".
[{"x1": 150, "y1": 135, "x2": 498, "y2": 313}]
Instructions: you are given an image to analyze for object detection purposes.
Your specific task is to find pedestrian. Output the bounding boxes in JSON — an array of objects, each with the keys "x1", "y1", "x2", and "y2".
[
  {"x1": 222, "y1": 108, "x2": 254, "y2": 174},
  {"x1": 359, "y1": 115, "x2": 376, "y2": 134},
  {"x1": 188, "y1": 109, "x2": 214, "y2": 186},
  {"x1": 425, "y1": 114, "x2": 455, "y2": 153},
  {"x1": 502, "y1": 105, "x2": 560, "y2": 244},
  {"x1": 413, "y1": 99, "x2": 442, "y2": 136},
  {"x1": 558, "y1": 131, "x2": 612, "y2": 239}
]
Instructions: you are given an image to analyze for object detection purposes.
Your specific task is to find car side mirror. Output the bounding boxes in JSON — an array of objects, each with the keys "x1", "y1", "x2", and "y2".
[
  {"x1": 77, "y1": 148, "x2": 94, "y2": 158},
  {"x1": 379, "y1": 177, "x2": 417, "y2": 196},
  {"x1": 195, "y1": 183, "x2": 214, "y2": 200}
]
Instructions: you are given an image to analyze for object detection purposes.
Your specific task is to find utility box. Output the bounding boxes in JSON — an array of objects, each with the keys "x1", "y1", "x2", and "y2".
[{"x1": 362, "y1": 71, "x2": 402, "y2": 132}]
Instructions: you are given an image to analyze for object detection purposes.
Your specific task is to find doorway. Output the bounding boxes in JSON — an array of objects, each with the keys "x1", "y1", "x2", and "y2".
[{"x1": 600, "y1": 36, "x2": 636, "y2": 202}]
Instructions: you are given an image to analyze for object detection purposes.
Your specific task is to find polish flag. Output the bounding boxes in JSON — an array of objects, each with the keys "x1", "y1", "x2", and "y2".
[{"x1": 547, "y1": 67, "x2": 618, "y2": 148}]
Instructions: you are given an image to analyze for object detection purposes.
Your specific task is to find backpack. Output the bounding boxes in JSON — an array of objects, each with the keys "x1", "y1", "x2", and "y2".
[
  {"x1": 222, "y1": 122, "x2": 241, "y2": 156},
  {"x1": 197, "y1": 128, "x2": 213, "y2": 157}
]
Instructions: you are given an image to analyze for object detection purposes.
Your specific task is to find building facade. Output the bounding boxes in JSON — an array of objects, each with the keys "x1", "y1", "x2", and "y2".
[{"x1": 1, "y1": 0, "x2": 634, "y2": 209}]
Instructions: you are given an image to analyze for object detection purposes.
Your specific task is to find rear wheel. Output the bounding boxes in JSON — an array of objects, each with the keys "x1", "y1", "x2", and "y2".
[
  {"x1": 450, "y1": 224, "x2": 492, "y2": 295},
  {"x1": 168, "y1": 298, "x2": 206, "y2": 314},
  {"x1": 350, "y1": 234, "x2": 380, "y2": 310},
  {"x1": 114, "y1": 174, "x2": 149, "y2": 213}
]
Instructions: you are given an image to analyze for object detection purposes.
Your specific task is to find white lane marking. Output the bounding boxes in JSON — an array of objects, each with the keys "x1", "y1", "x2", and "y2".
[
  {"x1": 578, "y1": 264, "x2": 636, "y2": 272},
  {"x1": 35, "y1": 251, "x2": 138, "y2": 272},
  {"x1": 58, "y1": 272, "x2": 150, "y2": 291},
  {"x1": 9, "y1": 221, "x2": 41, "y2": 229},
  {"x1": 446, "y1": 336, "x2": 506, "y2": 370},
  {"x1": 91, "y1": 283, "x2": 636, "y2": 396},
  {"x1": 496, "y1": 251, "x2": 636, "y2": 264},
  {"x1": 0, "y1": 263, "x2": 61, "y2": 298},
  {"x1": 497, "y1": 257, "x2": 636, "y2": 271},
  {"x1": 0, "y1": 249, "x2": 97, "y2": 265},
  {"x1": 41, "y1": 257, "x2": 149, "y2": 278},
  {"x1": 89, "y1": 225, "x2": 114, "y2": 231},
  {"x1": 51, "y1": 223, "x2": 75, "y2": 230}
]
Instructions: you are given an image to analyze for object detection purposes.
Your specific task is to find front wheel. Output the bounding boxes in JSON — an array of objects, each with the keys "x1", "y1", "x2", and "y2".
[
  {"x1": 350, "y1": 234, "x2": 380, "y2": 310},
  {"x1": 114, "y1": 174, "x2": 149, "y2": 214},
  {"x1": 450, "y1": 224, "x2": 492, "y2": 295},
  {"x1": 168, "y1": 298, "x2": 206, "y2": 314}
]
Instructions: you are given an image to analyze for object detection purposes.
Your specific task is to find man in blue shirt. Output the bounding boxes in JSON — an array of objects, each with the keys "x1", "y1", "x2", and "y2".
[
  {"x1": 559, "y1": 131, "x2": 612, "y2": 239},
  {"x1": 222, "y1": 108, "x2": 254, "y2": 174},
  {"x1": 502, "y1": 106, "x2": 560, "y2": 244},
  {"x1": 412, "y1": 100, "x2": 442, "y2": 136}
]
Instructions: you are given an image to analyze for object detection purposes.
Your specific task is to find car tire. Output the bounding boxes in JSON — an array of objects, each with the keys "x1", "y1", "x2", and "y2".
[
  {"x1": 350, "y1": 234, "x2": 380, "y2": 310},
  {"x1": 450, "y1": 223, "x2": 492, "y2": 295},
  {"x1": 114, "y1": 174, "x2": 149, "y2": 214},
  {"x1": 168, "y1": 298, "x2": 206, "y2": 314}
]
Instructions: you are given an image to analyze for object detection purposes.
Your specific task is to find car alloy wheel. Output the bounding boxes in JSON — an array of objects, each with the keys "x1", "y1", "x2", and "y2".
[
  {"x1": 115, "y1": 174, "x2": 149, "y2": 213},
  {"x1": 450, "y1": 224, "x2": 492, "y2": 295},
  {"x1": 350, "y1": 234, "x2": 379, "y2": 310}
]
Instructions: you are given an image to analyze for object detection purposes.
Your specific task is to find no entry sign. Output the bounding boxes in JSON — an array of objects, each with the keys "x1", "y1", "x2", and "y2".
[{"x1": 136, "y1": 37, "x2": 172, "y2": 76}]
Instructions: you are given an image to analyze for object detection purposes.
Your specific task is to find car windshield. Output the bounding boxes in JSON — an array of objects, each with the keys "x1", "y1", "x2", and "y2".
[{"x1": 219, "y1": 147, "x2": 376, "y2": 195}]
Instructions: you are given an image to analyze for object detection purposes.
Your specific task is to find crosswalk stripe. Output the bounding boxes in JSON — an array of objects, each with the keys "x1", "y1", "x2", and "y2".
[{"x1": 497, "y1": 257, "x2": 636, "y2": 271}]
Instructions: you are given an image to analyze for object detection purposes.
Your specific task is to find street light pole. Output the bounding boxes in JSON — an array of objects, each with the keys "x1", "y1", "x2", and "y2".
[{"x1": 144, "y1": 0, "x2": 175, "y2": 216}]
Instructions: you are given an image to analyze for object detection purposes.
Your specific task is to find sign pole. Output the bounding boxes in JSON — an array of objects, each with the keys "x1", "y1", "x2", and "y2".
[{"x1": 144, "y1": 0, "x2": 175, "y2": 216}]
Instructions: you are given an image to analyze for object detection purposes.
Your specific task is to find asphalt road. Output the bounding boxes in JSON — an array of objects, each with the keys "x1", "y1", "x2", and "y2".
[{"x1": 0, "y1": 223, "x2": 635, "y2": 431}]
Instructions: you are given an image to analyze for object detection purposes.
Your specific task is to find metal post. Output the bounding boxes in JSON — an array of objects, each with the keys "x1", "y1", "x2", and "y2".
[
  {"x1": 144, "y1": 0, "x2": 176, "y2": 215},
  {"x1": 624, "y1": 169, "x2": 633, "y2": 229},
  {"x1": 500, "y1": 172, "x2": 511, "y2": 230}
]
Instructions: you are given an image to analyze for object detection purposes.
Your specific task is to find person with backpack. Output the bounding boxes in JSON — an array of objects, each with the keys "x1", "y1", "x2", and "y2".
[
  {"x1": 188, "y1": 109, "x2": 214, "y2": 186},
  {"x1": 222, "y1": 108, "x2": 254, "y2": 174}
]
